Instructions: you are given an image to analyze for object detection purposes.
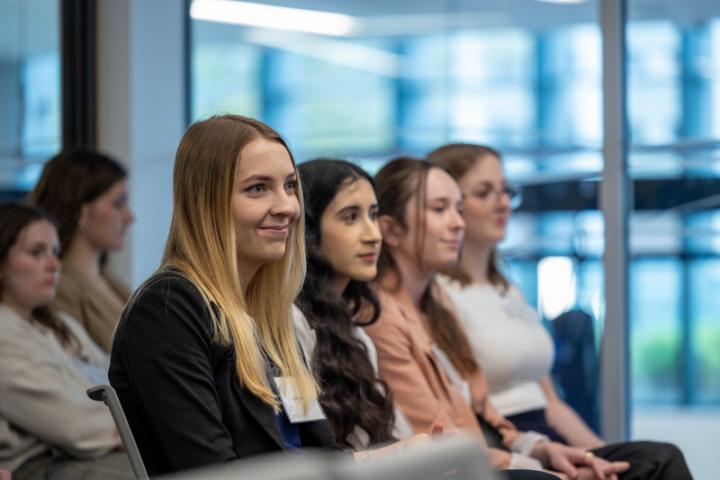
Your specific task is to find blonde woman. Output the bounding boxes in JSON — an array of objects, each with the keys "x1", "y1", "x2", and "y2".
[{"x1": 108, "y1": 115, "x2": 334, "y2": 476}]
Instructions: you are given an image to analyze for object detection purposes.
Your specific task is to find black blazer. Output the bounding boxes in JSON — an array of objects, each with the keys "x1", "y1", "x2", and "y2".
[{"x1": 109, "y1": 271, "x2": 337, "y2": 476}]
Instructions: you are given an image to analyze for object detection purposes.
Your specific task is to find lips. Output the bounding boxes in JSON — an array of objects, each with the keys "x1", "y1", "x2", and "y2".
[
  {"x1": 257, "y1": 225, "x2": 290, "y2": 238},
  {"x1": 357, "y1": 252, "x2": 378, "y2": 263}
]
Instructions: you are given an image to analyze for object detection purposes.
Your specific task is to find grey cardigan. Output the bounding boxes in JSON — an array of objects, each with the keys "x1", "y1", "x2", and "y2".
[{"x1": 0, "y1": 304, "x2": 117, "y2": 472}]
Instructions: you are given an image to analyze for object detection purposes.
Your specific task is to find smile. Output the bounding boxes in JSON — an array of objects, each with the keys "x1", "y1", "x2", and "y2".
[{"x1": 257, "y1": 225, "x2": 289, "y2": 238}]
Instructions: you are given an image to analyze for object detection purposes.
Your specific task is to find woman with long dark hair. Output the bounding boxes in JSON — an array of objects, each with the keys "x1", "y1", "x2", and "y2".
[{"x1": 295, "y1": 159, "x2": 412, "y2": 449}]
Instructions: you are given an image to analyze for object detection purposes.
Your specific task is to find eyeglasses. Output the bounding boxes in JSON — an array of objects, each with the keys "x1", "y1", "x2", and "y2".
[{"x1": 466, "y1": 184, "x2": 522, "y2": 209}]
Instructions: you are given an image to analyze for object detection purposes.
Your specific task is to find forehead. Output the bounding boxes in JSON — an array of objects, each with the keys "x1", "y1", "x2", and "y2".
[
  {"x1": 460, "y1": 156, "x2": 503, "y2": 185},
  {"x1": 425, "y1": 168, "x2": 461, "y2": 200},
  {"x1": 14, "y1": 220, "x2": 58, "y2": 247},
  {"x1": 236, "y1": 138, "x2": 294, "y2": 178},
  {"x1": 329, "y1": 177, "x2": 376, "y2": 209}
]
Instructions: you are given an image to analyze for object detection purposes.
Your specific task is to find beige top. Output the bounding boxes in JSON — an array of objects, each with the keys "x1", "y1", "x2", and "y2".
[
  {"x1": 53, "y1": 263, "x2": 131, "y2": 352},
  {"x1": 0, "y1": 304, "x2": 117, "y2": 472},
  {"x1": 363, "y1": 291, "x2": 486, "y2": 438}
]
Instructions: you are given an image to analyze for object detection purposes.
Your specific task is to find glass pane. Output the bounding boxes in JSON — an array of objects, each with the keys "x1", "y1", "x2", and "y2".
[
  {"x1": 628, "y1": 2, "x2": 720, "y2": 477},
  {"x1": 0, "y1": 0, "x2": 61, "y2": 194}
]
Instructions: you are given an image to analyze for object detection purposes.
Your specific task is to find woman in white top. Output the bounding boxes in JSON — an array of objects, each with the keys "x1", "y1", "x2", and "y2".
[
  {"x1": 0, "y1": 202, "x2": 131, "y2": 479},
  {"x1": 429, "y1": 143, "x2": 693, "y2": 479},
  {"x1": 294, "y1": 159, "x2": 413, "y2": 450}
]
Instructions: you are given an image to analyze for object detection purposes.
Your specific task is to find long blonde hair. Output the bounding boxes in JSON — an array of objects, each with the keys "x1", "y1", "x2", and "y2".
[{"x1": 162, "y1": 114, "x2": 316, "y2": 408}]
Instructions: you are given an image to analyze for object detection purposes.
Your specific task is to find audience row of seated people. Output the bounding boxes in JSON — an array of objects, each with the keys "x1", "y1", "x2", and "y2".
[{"x1": 0, "y1": 114, "x2": 692, "y2": 479}]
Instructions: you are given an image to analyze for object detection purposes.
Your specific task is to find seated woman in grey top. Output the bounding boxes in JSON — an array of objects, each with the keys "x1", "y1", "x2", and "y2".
[{"x1": 0, "y1": 202, "x2": 131, "y2": 480}]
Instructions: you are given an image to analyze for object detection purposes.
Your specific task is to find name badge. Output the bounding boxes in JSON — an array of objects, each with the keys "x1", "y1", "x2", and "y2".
[{"x1": 273, "y1": 376, "x2": 326, "y2": 424}]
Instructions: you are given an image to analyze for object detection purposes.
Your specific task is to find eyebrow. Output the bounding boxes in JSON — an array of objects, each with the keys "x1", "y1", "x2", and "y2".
[{"x1": 240, "y1": 172, "x2": 297, "y2": 184}]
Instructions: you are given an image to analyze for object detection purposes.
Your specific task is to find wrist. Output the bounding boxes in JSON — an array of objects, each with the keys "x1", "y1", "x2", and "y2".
[{"x1": 512, "y1": 431, "x2": 550, "y2": 457}]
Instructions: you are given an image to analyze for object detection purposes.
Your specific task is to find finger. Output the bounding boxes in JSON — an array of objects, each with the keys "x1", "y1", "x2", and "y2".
[
  {"x1": 589, "y1": 459, "x2": 605, "y2": 480},
  {"x1": 431, "y1": 423, "x2": 444, "y2": 436},
  {"x1": 552, "y1": 456, "x2": 578, "y2": 478},
  {"x1": 606, "y1": 461, "x2": 630, "y2": 474}
]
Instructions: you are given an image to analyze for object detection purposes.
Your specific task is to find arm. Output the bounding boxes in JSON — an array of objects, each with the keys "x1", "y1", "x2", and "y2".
[
  {"x1": 540, "y1": 377, "x2": 604, "y2": 449},
  {"x1": 113, "y1": 277, "x2": 237, "y2": 471},
  {"x1": 0, "y1": 339, "x2": 118, "y2": 458}
]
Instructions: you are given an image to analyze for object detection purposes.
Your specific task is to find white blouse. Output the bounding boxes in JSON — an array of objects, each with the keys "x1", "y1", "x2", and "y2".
[{"x1": 439, "y1": 277, "x2": 555, "y2": 417}]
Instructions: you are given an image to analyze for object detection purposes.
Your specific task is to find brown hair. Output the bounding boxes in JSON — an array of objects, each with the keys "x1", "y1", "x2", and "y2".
[
  {"x1": 428, "y1": 143, "x2": 510, "y2": 291},
  {"x1": 375, "y1": 156, "x2": 479, "y2": 376},
  {"x1": 0, "y1": 202, "x2": 75, "y2": 347},
  {"x1": 29, "y1": 148, "x2": 127, "y2": 257}
]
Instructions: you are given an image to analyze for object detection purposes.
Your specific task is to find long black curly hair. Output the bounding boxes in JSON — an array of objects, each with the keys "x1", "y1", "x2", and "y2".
[{"x1": 296, "y1": 158, "x2": 396, "y2": 448}]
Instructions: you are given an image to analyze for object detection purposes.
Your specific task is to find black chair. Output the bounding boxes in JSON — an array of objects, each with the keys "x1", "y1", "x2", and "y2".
[
  {"x1": 550, "y1": 309, "x2": 600, "y2": 433},
  {"x1": 87, "y1": 384, "x2": 149, "y2": 479}
]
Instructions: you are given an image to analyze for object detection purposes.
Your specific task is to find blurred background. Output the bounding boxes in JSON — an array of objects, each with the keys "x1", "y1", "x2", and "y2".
[{"x1": 1, "y1": 0, "x2": 719, "y2": 477}]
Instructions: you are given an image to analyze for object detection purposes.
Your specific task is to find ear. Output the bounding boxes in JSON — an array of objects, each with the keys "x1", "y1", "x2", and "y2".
[{"x1": 379, "y1": 215, "x2": 402, "y2": 248}]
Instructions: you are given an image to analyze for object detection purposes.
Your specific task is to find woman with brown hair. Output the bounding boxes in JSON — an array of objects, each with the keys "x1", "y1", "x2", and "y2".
[
  {"x1": 0, "y1": 202, "x2": 130, "y2": 479},
  {"x1": 429, "y1": 143, "x2": 693, "y2": 479},
  {"x1": 365, "y1": 156, "x2": 630, "y2": 479},
  {"x1": 30, "y1": 149, "x2": 134, "y2": 352}
]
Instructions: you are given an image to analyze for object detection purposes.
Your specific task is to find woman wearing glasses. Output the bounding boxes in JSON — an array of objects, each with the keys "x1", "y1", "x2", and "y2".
[{"x1": 429, "y1": 143, "x2": 692, "y2": 479}]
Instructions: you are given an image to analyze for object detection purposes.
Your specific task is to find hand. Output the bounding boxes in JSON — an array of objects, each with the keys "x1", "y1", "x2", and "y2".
[
  {"x1": 530, "y1": 442, "x2": 590, "y2": 478},
  {"x1": 580, "y1": 453, "x2": 630, "y2": 480},
  {"x1": 533, "y1": 443, "x2": 630, "y2": 480},
  {"x1": 0, "y1": 468, "x2": 11, "y2": 480},
  {"x1": 488, "y1": 448, "x2": 512, "y2": 469}
]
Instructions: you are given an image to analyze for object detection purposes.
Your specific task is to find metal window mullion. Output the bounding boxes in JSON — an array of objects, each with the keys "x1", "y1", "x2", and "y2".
[{"x1": 600, "y1": 0, "x2": 630, "y2": 442}]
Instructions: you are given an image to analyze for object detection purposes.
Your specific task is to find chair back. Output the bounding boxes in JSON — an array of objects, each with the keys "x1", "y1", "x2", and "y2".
[{"x1": 87, "y1": 384, "x2": 149, "y2": 479}]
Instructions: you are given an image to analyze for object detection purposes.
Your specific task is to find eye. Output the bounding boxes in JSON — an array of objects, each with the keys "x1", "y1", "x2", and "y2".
[
  {"x1": 284, "y1": 179, "x2": 297, "y2": 192},
  {"x1": 343, "y1": 212, "x2": 358, "y2": 224},
  {"x1": 369, "y1": 209, "x2": 379, "y2": 221},
  {"x1": 245, "y1": 183, "x2": 266, "y2": 195},
  {"x1": 113, "y1": 198, "x2": 127, "y2": 209},
  {"x1": 29, "y1": 246, "x2": 45, "y2": 258},
  {"x1": 473, "y1": 189, "x2": 491, "y2": 199}
]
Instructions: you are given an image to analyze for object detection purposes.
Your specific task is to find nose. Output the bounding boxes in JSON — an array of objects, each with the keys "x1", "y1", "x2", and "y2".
[
  {"x1": 450, "y1": 207, "x2": 466, "y2": 232},
  {"x1": 46, "y1": 253, "x2": 60, "y2": 273},
  {"x1": 270, "y1": 190, "x2": 299, "y2": 219},
  {"x1": 497, "y1": 191, "x2": 511, "y2": 211},
  {"x1": 361, "y1": 217, "x2": 382, "y2": 245},
  {"x1": 124, "y1": 206, "x2": 135, "y2": 225}
]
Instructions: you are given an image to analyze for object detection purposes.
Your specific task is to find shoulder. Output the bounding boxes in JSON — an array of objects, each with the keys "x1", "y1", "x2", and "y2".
[
  {"x1": 0, "y1": 305, "x2": 35, "y2": 345},
  {"x1": 128, "y1": 270, "x2": 204, "y2": 310},
  {"x1": 117, "y1": 270, "x2": 213, "y2": 342}
]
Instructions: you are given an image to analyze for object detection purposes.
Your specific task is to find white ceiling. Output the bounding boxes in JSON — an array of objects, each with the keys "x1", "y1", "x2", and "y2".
[{"x1": 2, "y1": 0, "x2": 720, "y2": 61}]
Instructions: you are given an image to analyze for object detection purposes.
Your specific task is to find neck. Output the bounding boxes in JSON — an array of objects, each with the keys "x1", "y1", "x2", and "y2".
[
  {"x1": 63, "y1": 237, "x2": 103, "y2": 278},
  {"x1": 459, "y1": 240, "x2": 494, "y2": 285},
  {"x1": 237, "y1": 262, "x2": 260, "y2": 294},
  {"x1": 383, "y1": 250, "x2": 433, "y2": 308}
]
